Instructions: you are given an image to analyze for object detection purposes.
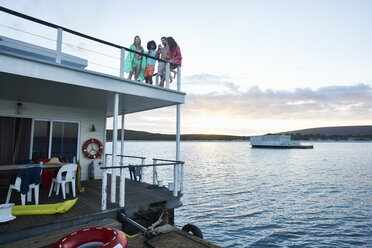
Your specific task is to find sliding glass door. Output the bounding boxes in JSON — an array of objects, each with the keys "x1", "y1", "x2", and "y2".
[
  {"x1": 51, "y1": 121, "x2": 78, "y2": 161},
  {"x1": 31, "y1": 119, "x2": 79, "y2": 163},
  {"x1": 32, "y1": 120, "x2": 50, "y2": 162}
]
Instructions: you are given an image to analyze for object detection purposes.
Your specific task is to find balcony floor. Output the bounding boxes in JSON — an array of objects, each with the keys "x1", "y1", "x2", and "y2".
[{"x1": 0, "y1": 177, "x2": 182, "y2": 245}]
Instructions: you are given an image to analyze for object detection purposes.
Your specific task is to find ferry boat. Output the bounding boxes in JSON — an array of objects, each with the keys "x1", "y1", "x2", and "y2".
[
  {"x1": 250, "y1": 135, "x2": 313, "y2": 149},
  {"x1": 0, "y1": 7, "x2": 212, "y2": 247}
]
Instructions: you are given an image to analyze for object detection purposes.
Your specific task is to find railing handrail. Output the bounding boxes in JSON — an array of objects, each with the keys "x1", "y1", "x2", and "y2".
[
  {"x1": 100, "y1": 162, "x2": 178, "y2": 169},
  {"x1": 153, "y1": 158, "x2": 184, "y2": 164},
  {"x1": 0, "y1": 6, "x2": 176, "y2": 65},
  {"x1": 105, "y1": 153, "x2": 146, "y2": 160}
]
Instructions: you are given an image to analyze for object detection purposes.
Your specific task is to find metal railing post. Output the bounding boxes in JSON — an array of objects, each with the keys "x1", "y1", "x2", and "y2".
[
  {"x1": 119, "y1": 114, "x2": 125, "y2": 208},
  {"x1": 101, "y1": 170, "x2": 108, "y2": 210},
  {"x1": 180, "y1": 162, "x2": 184, "y2": 194},
  {"x1": 153, "y1": 160, "x2": 157, "y2": 185},
  {"x1": 120, "y1": 48, "x2": 125, "y2": 78},
  {"x1": 155, "y1": 73, "x2": 159, "y2": 86},
  {"x1": 119, "y1": 166, "x2": 125, "y2": 207},
  {"x1": 56, "y1": 28, "x2": 63, "y2": 64},
  {"x1": 173, "y1": 163, "x2": 177, "y2": 196},
  {"x1": 177, "y1": 66, "x2": 181, "y2": 91},
  {"x1": 141, "y1": 158, "x2": 145, "y2": 182},
  {"x1": 165, "y1": 62, "x2": 170, "y2": 89}
]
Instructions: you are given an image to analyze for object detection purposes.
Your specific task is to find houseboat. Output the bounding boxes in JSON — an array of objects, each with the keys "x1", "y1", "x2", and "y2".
[
  {"x1": 0, "y1": 7, "x2": 207, "y2": 247},
  {"x1": 250, "y1": 135, "x2": 314, "y2": 149}
]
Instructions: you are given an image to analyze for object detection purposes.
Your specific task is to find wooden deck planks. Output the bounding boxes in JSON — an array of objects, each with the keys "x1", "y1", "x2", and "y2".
[
  {"x1": 0, "y1": 178, "x2": 182, "y2": 245},
  {"x1": 2, "y1": 219, "x2": 122, "y2": 248}
]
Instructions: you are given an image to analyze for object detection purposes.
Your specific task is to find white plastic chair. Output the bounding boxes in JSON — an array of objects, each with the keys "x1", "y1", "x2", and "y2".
[
  {"x1": 48, "y1": 163, "x2": 77, "y2": 199},
  {"x1": 5, "y1": 176, "x2": 40, "y2": 205}
]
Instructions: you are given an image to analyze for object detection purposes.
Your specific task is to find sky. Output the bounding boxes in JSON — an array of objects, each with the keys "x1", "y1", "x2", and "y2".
[{"x1": 1, "y1": 0, "x2": 371, "y2": 135}]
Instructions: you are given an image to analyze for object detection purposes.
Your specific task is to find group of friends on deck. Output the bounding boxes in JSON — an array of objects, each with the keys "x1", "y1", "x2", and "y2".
[{"x1": 124, "y1": 36, "x2": 182, "y2": 87}]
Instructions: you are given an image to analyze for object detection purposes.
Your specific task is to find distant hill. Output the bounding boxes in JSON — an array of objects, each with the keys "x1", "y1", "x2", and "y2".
[
  {"x1": 106, "y1": 129, "x2": 249, "y2": 141},
  {"x1": 276, "y1": 125, "x2": 372, "y2": 141},
  {"x1": 106, "y1": 126, "x2": 372, "y2": 141},
  {"x1": 277, "y1": 125, "x2": 372, "y2": 136}
]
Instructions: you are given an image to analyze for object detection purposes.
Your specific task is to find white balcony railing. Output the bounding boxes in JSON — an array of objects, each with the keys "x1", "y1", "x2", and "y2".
[
  {"x1": 0, "y1": 6, "x2": 182, "y2": 91},
  {"x1": 102, "y1": 154, "x2": 184, "y2": 210}
]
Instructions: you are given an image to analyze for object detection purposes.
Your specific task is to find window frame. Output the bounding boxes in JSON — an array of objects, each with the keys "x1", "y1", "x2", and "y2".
[{"x1": 29, "y1": 118, "x2": 81, "y2": 161}]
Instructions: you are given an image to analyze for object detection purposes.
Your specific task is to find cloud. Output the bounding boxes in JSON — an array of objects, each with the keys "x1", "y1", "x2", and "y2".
[
  {"x1": 183, "y1": 73, "x2": 240, "y2": 93},
  {"x1": 124, "y1": 78, "x2": 372, "y2": 135},
  {"x1": 183, "y1": 83, "x2": 372, "y2": 120}
]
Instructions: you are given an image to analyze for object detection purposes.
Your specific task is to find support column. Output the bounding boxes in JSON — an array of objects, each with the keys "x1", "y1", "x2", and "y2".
[
  {"x1": 111, "y1": 93, "x2": 119, "y2": 203},
  {"x1": 119, "y1": 114, "x2": 125, "y2": 207},
  {"x1": 29, "y1": 119, "x2": 35, "y2": 160},
  {"x1": 120, "y1": 115, "x2": 125, "y2": 165},
  {"x1": 174, "y1": 104, "x2": 181, "y2": 197}
]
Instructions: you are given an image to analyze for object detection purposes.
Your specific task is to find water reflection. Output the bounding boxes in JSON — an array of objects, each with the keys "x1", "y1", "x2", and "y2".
[{"x1": 107, "y1": 141, "x2": 372, "y2": 247}]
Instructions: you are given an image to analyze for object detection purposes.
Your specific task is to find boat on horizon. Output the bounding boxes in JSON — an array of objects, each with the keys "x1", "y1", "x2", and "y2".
[{"x1": 250, "y1": 135, "x2": 314, "y2": 149}]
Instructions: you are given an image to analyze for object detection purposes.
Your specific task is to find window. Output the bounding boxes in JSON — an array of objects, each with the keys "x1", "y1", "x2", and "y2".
[
  {"x1": 51, "y1": 122, "x2": 78, "y2": 161},
  {"x1": 32, "y1": 120, "x2": 50, "y2": 161},
  {"x1": 32, "y1": 119, "x2": 79, "y2": 162}
]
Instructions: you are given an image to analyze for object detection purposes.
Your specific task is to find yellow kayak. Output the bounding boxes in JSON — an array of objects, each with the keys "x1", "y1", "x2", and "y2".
[{"x1": 11, "y1": 198, "x2": 77, "y2": 216}]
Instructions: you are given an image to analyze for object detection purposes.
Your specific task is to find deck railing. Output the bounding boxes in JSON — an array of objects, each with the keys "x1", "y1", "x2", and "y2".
[
  {"x1": 0, "y1": 6, "x2": 181, "y2": 91},
  {"x1": 152, "y1": 158, "x2": 185, "y2": 196},
  {"x1": 101, "y1": 154, "x2": 184, "y2": 210},
  {"x1": 105, "y1": 154, "x2": 146, "y2": 182}
]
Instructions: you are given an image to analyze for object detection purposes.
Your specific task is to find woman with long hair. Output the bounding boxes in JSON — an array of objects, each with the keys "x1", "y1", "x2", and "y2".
[
  {"x1": 167, "y1": 37, "x2": 182, "y2": 68},
  {"x1": 124, "y1": 35, "x2": 147, "y2": 81},
  {"x1": 167, "y1": 37, "x2": 182, "y2": 80}
]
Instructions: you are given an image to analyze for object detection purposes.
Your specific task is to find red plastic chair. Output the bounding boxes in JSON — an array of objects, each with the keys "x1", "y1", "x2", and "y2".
[{"x1": 36, "y1": 158, "x2": 55, "y2": 188}]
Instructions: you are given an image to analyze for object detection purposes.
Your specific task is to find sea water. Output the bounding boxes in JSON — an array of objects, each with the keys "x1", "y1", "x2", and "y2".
[{"x1": 108, "y1": 141, "x2": 372, "y2": 247}]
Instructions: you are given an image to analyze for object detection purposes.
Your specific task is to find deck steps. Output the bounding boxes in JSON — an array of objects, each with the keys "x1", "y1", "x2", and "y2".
[{"x1": 1, "y1": 218, "x2": 122, "y2": 248}]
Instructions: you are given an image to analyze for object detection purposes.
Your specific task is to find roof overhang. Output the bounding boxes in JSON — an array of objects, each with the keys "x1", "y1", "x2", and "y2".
[{"x1": 0, "y1": 52, "x2": 185, "y2": 117}]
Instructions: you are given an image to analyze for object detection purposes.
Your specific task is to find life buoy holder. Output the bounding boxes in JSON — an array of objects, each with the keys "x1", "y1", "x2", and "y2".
[
  {"x1": 82, "y1": 138, "x2": 103, "y2": 159},
  {"x1": 53, "y1": 227, "x2": 128, "y2": 248},
  {"x1": 182, "y1": 224, "x2": 203, "y2": 239}
]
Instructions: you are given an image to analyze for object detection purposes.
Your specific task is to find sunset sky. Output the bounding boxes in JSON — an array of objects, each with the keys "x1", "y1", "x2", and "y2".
[{"x1": 1, "y1": 0, "x2": 371, "y2": 135}]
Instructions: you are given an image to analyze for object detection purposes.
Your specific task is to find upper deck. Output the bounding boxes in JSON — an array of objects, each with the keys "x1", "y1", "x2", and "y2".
[{"x1": 0, "y1": 7, "x2": 185, "y2": 117}]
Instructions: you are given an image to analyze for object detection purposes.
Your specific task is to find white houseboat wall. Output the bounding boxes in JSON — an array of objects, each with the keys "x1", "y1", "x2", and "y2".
[
  {"x1": 0, "y1": 7, "x2": 185, "y2": 210},
  {"x1": 0, "y1": 100, "x2": 106, "y2": 180}
]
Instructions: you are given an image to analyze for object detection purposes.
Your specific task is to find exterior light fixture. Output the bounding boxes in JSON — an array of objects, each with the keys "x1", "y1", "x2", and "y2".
[
  {"x1": 16, "y1": 102, "x2": 23, "y2": 114},
  {"x1": 91, "y1": 124, "x2": 96, "y2": 132}
]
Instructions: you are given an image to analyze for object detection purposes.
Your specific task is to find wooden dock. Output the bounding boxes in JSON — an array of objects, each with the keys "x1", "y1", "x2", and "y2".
[{"x1": 0, "y1": 177, "x2": 182, "y2": 245}]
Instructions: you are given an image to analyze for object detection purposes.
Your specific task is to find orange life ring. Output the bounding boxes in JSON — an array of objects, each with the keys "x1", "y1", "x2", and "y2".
[
  {"x1": 82, "y1": 138, "x2": 103, "y2": 159},
  {"x1": 53, "y1": 227, "x2": 128, "y2": 248}
]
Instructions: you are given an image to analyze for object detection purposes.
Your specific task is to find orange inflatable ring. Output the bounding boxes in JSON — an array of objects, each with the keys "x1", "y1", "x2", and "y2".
[
  {"x1": 82, "y1": 138, "x2": 103, "y2": 159},
  {"x1": 53, "y1": 227, "x2": 128, "y2": 248}
]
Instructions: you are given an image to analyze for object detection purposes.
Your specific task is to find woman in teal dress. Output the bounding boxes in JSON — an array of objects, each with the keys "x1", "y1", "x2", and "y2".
[{"x1": 124, "y1": 36, "x2": 147, "y2": 81}]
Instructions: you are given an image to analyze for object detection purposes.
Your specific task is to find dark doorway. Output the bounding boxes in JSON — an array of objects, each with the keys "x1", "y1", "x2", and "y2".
[{"x1": 0, "y1": 116, "x2": 32, "y2": 165}]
